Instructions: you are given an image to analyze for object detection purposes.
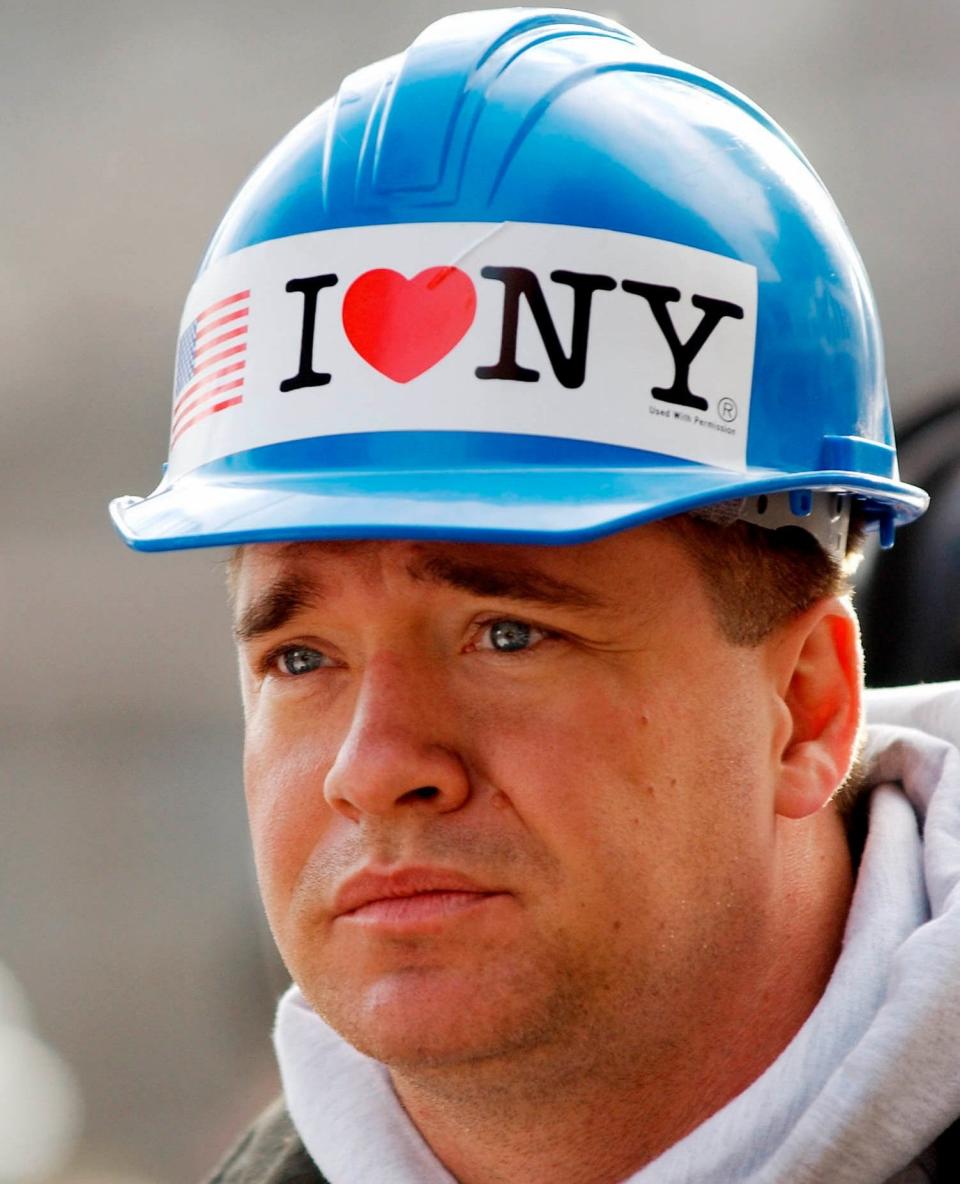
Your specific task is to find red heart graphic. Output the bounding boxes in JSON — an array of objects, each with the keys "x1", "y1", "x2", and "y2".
[{"x1": 342, "y1": 266, "x2": 477, "y2": 383}]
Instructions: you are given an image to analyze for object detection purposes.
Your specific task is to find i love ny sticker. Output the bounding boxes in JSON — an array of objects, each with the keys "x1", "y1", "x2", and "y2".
[{"x1": 168, "y1": 222, "x2": 757, "y2": 478}]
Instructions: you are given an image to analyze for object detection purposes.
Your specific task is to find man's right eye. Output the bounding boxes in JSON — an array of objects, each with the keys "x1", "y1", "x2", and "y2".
[{"x1": 274, "y1": 646, "x2": 332, "y2": 676}]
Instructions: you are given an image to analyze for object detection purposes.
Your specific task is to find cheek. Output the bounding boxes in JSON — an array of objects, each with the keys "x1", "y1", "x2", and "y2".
[
  {"x1": 478, "y1": 651, "x2": 767, "y2": 875},
  {"x1": 637, "y1": 651, "x2": 778, "y2": 880},
  {"x1": 461, "y1": 668, "x2": 660, "y2": 850},
  {"x1": 243, "y1": 704, "x2": 339, "y2": 918}
]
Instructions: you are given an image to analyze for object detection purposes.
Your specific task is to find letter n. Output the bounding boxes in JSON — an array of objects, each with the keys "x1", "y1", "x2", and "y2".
[{"x1": 476, "y1": 268, "x2": 616, "y2": 389}]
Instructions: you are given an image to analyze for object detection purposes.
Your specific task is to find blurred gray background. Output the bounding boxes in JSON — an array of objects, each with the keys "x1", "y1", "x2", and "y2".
[{"x1": 1, "y1": 1, "x2": 957, "y2": 1181}]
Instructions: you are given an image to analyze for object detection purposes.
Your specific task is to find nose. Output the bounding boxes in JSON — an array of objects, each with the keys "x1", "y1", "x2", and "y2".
[{"x1": 323, "y1": 655, "x2": 471, "y2": 820}]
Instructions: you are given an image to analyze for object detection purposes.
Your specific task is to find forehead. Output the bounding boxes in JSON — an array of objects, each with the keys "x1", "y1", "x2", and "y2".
[{"x1": 231, "y1": 527, "x2": 684, "y2": 601}]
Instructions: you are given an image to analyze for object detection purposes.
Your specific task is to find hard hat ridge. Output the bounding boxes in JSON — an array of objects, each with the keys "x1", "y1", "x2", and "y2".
[{"x1": 361, "y1": 9, "x2": 649, "y2": 203}]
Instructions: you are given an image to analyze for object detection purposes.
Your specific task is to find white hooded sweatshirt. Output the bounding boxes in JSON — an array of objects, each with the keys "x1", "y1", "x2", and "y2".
[{"x1": 274, "y1": 682, "x2": 960, "y2": 1184}]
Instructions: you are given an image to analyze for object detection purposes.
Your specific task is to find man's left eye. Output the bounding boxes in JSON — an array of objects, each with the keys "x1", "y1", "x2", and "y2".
[{"x1": 476, "y1": 619, "x2": 546, "y2": 653}]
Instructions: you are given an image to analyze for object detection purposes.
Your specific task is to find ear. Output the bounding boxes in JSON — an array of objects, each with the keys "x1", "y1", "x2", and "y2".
[{"x1": 767, "y1": 597, "x2": 863, "y2": 821}]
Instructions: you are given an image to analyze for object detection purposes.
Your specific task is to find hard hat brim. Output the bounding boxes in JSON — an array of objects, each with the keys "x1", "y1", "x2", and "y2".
[{"x1": 110, "y1": 435, "x2": 928, "y2": 552}]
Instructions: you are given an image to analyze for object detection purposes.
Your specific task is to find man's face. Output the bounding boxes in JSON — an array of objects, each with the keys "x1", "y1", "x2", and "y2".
[{"x1": 235, "y1": 526, "x2": 785, "y2": 1073}]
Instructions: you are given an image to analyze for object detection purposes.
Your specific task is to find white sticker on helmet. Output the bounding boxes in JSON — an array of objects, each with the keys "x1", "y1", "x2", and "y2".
[{"x1": 166, "y1": 221, "x2": 757, "y2": 479}]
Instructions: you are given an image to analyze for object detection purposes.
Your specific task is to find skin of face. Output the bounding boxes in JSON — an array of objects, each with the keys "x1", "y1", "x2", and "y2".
[{"x1": 234, "y1": 525, "x2": 853, "y2": 1085}]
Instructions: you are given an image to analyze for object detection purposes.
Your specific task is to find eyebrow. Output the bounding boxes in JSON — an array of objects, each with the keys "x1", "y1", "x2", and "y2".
[
  {"x1": 233, "y1": 549, "x2": 608, "y2": 644},
  {"x1": 406, "y1": 553, "x2": 607, "y2": 610},
  {"x1": 232, "y1": 575, "x2": 322, "y2": 643}
]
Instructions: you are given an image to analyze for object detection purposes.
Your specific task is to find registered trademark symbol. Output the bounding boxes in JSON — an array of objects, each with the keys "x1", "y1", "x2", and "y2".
[{"x1": 718, "y1": 398, "x2": 738, "y2": 422}]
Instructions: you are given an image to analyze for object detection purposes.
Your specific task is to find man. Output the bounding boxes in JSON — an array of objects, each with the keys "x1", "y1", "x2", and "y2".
[{"x1": 110, "y1": 10, "x2": 960, "y2": 1182}]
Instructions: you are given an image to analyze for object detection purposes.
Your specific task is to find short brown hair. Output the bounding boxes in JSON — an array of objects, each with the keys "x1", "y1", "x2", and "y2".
[{"x1": 667, "y1": 511, "x2": 864, "y2": 647}]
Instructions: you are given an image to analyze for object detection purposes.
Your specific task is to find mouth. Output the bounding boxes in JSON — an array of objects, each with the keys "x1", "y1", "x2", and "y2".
[{"x1": 333, "y1": 866, "x2": 508, "y2": 929}]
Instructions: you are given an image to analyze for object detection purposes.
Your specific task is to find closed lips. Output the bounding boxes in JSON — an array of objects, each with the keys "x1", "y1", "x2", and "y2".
[{"x1": 333, "y1": 868, "x2": 500, "y2": 917}]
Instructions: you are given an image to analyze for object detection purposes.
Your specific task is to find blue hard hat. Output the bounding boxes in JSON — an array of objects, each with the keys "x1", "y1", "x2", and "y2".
[{"x1": 109, "y1": 7, "x2": 928, "y2": 553}]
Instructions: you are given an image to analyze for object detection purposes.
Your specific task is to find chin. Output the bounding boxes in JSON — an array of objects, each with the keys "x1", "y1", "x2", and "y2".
[{"x1": 311, "y1": 961, "x2": 576, "y2": 1071}]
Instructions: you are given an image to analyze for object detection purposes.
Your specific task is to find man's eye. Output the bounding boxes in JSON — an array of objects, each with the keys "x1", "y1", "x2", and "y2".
[
  {"x1": 274, "y1": 646, "x2": 331, "y2": 676},
  {"x1": 477, "y1": 619, "x2": 546, "y2": 653}
]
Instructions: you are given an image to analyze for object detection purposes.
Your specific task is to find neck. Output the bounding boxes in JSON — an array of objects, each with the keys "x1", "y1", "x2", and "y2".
[{"x1": 391, "y1": 808, "x2": 854, "y2": 1184}]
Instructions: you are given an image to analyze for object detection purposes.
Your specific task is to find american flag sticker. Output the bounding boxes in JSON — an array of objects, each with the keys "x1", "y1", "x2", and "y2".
[{"x1": 170, "y1": 289, "x2": 250, "y2": 447}]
